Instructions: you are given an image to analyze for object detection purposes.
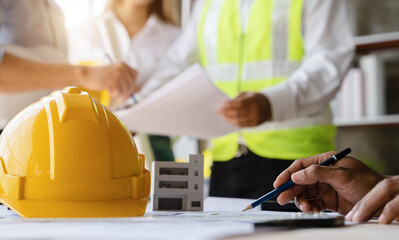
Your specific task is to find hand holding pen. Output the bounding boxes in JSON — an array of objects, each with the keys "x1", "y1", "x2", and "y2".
[
  {"x1": 268, "y1": 149, "x2": 385, "y2": 216},
  {"x1": 104, "y1": 54, "x2": 140, "y2": 109}
]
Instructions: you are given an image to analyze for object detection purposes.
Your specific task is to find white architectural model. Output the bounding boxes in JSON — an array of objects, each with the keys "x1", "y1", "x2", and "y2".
[{"x1": 151, "y1": 154, "x2": 204, "y2": 211}]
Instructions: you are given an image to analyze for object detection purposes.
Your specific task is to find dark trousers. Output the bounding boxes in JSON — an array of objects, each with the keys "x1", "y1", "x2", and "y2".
[{"x1": 209, "y1": 149, "x2": 294, "y2": 199}]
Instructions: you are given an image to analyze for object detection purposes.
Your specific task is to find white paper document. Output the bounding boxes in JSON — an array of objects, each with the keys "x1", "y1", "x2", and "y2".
[
  {"x1": 0, "y1": 197, "x2": 343, "y2": 240},
  {"x1": 116, "y1": 64, "x2": 239, "y2": 139}
]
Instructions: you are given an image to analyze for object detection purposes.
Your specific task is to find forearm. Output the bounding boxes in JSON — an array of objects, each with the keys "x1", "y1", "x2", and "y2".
[{"x1": 0, "y1": 53, "x2": 82, "y2": 93}]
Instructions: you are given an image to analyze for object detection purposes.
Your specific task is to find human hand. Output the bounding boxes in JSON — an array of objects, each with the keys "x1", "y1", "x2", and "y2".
[
  {"x1": 79, "y1": 62, "x2": 139, "y2": 107},
  {"x1": 273, "y1": 151, "x2": 385, "y2": 215},
  {"x1": 346, "y1": 175, "x2": 399, "y2": 224},
  {"x1": 218, "y1": 92, "x2": 271, "y2": 127}
]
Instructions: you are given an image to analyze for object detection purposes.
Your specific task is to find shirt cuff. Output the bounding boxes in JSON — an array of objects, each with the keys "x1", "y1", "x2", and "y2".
[
  {"x1": 0, "y1": 48, "x2": 4, "y2": 65},
  {"x1": 261, "y1": 81, "x2": 297, "y2": 122}
]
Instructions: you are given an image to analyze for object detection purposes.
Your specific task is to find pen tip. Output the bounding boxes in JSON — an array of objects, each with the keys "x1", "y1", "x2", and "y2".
[{"x1": 243, "y1": 205, "x2": 252, "y2": 212}]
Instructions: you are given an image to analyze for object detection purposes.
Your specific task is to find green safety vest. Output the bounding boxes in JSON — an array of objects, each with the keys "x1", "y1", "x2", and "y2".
[{"x1": 197, "y1": 0, "x2": 336, "y2": 161}]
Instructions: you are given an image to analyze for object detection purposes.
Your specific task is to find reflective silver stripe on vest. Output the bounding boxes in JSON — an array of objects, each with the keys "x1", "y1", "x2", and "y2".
[
  {"x1": 243, "y1": 108, "x2": 333, "y2": 132},
  {"x1": 242, "y1": 60, "x2": 301, "y2": 81},
  {"x1": 205, "y1": 64, "x2": 238, "y2": 82},
  {"x1": 207, "y1": 61, "x2": 301, "y2": 82},
  {"x1": 202, "y1": 0, "x2": 224, "y2": 67},
  {"x1": 272, "y1": 0, "x2": 290, "y2": 61},
  {"x1": 202, "y1": 0, "x2": 300, "y2": 82}
]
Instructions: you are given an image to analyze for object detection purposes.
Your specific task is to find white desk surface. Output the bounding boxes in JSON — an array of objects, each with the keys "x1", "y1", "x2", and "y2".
[
  {"x1": 0, "y1": 197, "x2": 397, "y2": 240},
  {"x1": 225, "y1": 222, "x2": 399, "y2": 240}
]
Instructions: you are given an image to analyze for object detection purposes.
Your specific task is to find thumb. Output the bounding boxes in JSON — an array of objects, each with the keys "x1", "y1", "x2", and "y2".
[
  {"x1": 292, "y1": 165, "x2": 341, "y2": 186},
  {"x1": 234, "y1": 92, "x2": 249, "y2": 100}
]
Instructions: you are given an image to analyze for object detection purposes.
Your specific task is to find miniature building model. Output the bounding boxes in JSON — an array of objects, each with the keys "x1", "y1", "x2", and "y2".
[{"x1": 151, "y1": 154, "x2": 204, "y2": 211}]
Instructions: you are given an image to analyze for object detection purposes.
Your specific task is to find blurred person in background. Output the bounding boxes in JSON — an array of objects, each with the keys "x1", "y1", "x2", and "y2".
[
  {"x1": 68, "y1": 0, "x2": 181, "y2": 162},
  {"x1": 0, "y1": 0, "x2": 138, "y2": 133},
  {"x1": 129, "y1": 0, "x2": 354, "y2": 199}
]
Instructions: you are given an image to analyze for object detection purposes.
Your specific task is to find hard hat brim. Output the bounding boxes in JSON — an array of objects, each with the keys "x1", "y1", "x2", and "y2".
[{"x1": 0, "y1": 197, "x2": 149, "y2": 218}]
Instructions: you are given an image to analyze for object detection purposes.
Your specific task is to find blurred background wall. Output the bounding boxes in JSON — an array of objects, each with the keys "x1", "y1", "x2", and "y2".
[{"x1": 337, "y1": 0, "x2": 399, "y2": 174}]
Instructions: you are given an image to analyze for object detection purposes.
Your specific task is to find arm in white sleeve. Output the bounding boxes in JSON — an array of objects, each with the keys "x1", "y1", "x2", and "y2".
[
  {"x1": 263, "y1": 0, "x2": 354, "y2": 121},
  {"x1": 134, "y1": 0, "x2": 205, "y2": 101}
]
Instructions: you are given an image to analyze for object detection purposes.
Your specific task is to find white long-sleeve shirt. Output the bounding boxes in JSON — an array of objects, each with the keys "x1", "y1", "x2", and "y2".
[
  {"x1": 0, "y1": 0, "x2": 67, "y2": 129},
  {"x1": 136, "y1": 0, "x2": 354, "y2": 123},
  {"x1": 68, "y1": 11, "x2": 180, "y2": 87},
  {"x1": 0, "y1": 0, "x2": 67, "y2": 62}
]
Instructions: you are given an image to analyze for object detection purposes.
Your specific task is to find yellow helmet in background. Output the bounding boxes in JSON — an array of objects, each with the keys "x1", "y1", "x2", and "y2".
[{"x1": 0, "y1": 87, "x2": 150, "y2": 218}]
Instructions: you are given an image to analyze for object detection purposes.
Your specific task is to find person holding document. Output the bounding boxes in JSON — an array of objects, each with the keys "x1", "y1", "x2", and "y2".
[
  {"x1": 133, "y1": 0, "x2": 354, "y2": 198},
  {"x1": 274, "y1": 151, "x2": 399, "y2": 224},
  {"x1": 68, "y1": 0, "x2": 180, "y2": 162}
]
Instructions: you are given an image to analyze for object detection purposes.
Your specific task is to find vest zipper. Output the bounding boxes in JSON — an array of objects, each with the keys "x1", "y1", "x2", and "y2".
[
  {"x1": 237, "y1": 33, "x2": 245, "y2": 146},
  {"x1": 237, "y1": 33, "x2": 245, "y2": 95}
]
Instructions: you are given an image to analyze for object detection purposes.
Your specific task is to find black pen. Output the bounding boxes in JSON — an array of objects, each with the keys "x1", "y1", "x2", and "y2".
[{"x1": 243, "y1": 148, "x2": 352, "y2": 212}]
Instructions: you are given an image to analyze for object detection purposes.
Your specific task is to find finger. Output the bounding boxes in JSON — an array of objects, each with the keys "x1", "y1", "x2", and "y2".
[
  {"x1": 295, "y1": 196, "x2": 317, "y2": 213},
  {"x1": 123, "y1": 70, "x2": 140, "y2": 98},
  {"x1": 310, "y1": 197, "x2": 325, "y2": 213},
  {"x1": 221, "y1": 101, "x2": 245, "y2": 110},
  {"x1": 295, "y1": 196, "x2": 319, "y2": 213},
  {"x1": 351, "y1": 178, "x2": 399, "y2": 223},
  {"x1": 120, "y1": 68, "x2": 134, "y2": 99},
  {"x1": 273, "y1": 151, "x2": 337, "y2": 188},
  {"x1": 107, "y1": 63, "x2": 126, "y2": 96},
  {"x1": 125, "y1": 64, "x2": 138, "y2": 78},
  {"x1": 122, "y1": 69, "x2": 134, "y2": 96},
  {"x1": 290, "y1": 165, "x2": 351, "y2": 187},
  {"x1": 312, "y1": 206, "x2": 320, "y2": 213},
  {"x1": 118, "y1": 63, "x2": 135, "y2": 95},
  {"x1": 276, "y1": 175, "x2": 319, "y2": 205},
  {"x1": 130, "y1": 82, "x2": 141, "y2": 97},
  {"x1": 235, "y1": 92, "x2": 249, "y2": 100},
  {"x1": 224, "y1": 118, "x2": 256, "y2": 128},
  {"x1": 219, "y1": 107, "x2": 249, "y2": 119},
  {"x1": 345, "y1": 209, "x2": 355, "y2": 222},
  {"x1": 111, "y1": 76, "x2": 125, "y2": 99},
  {"x1": 295, "y1": 197, "x2": 310, "y2": 213},
  {"x1": 237, "y1": 118, "x2": 258, "y2": 127},
  {"x1": 379, "y1": 195, "x2": 399, "y2": 224},
  {"x1": 235, "y1": 92, "x2": 261, "y2": 106},
  {"x1": 277, "y1": 184, "x2": 309, "y2": 205},
  {"x1": 124, "y1": 66, "x2": 139, "y2": 92},
  {"x1": 223, "y1": 92, "x2": 253, "y2": 108},
  {"x1": 220, "y1": 116, "x2": 255, "y2": 128},
  {"x1": 236, "y1": 92, "x2": 254, "y2": 105}
]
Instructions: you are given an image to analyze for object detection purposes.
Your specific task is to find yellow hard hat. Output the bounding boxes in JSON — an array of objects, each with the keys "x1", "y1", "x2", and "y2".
[{"x1": 0, "y1": 87, "x2": 150, "y2": 218}]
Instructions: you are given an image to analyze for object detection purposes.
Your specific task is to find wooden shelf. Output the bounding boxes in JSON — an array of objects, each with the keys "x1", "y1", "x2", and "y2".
[{"x1": 334, "y1": 115, "x2": 399, "y2": 128}]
